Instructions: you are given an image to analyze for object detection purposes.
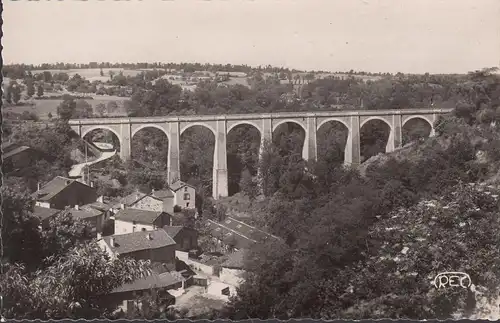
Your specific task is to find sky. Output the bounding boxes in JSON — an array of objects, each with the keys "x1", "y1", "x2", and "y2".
[{"x1": 3, "y1": 0, "x2": 500, "y2": 74}]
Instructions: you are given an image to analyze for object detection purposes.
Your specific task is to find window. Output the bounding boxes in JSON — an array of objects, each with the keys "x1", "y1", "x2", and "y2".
[
  {"x1": 186, "y1": 202, "x2": 190, "y2": 207},
  {"x1": 133, "y1": 221, "x2": 137, "y2": 225},
  {"x1": 141, "y1": 228, "x2": 146, "y2": 232},
  {"x1": 184, "y1": 187, "x2": 188, "y2": 192},
  {"x1": 133, "y1": 226, "x2": 136, "y2": 232},
  {"x1": 183, "y1": 193, "x2": 190, "y2": 200}
]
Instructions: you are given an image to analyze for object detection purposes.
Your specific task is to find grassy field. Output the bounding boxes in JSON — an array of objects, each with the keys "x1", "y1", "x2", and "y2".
[{"x1": 4, "y1": 96, "x2": 128, "y2": 120}]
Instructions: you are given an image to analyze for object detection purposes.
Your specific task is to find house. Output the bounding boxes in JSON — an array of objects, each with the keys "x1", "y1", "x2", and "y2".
[
  {"x1": 103, "y1": 271, "x2": 182, "y2": 315},
  {"x1": 68, "y1": 205, "x2": 105, "y2": 237},
  {"x1": 82, "y1": 196, "x2": 114, "y2": 218},
  {"x1": 113, "y1": 209, "x2": 172, "y2": 235},
  {"x1": 99, "y1": 229, "x2": 177, "y2": 264},
  {"x1": 2, "y1": 146, "x2": 54, "y2": 174},
  {"x1": 168, "y1": 180, "x2": 196, "y2": 209},
  {"x1": 162, "y1": 226, "x2": 198, "y2": 252},
  {"x1": 32, "y1": 176, "x2": 97, "y2": 210},
  {"x1": 32, "y1": 205, "x2": 62, "y2": 230},
  {"x1": 128, "y1": 189, "x2": 175, "y2": 214},
  {"x1": 120, "y1": 189, "x2": 175, "y2": 214}
]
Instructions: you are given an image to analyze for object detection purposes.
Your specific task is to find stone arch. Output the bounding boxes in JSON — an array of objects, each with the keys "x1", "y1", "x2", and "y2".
[
  {"x1": 131, "y1": 124, "x2": 170, "y2": 142},
  {"x1": 316, "y1": 118, "x2": 351, "y2": 132},
  {"x1": 226, "y1": 122, "x2": 262, "y2": 196},
  {"x1": 360, "y1": 116, "x2": 393, "y2": 131},
  {"x1": 272, "y1": 119, "x2": 307, "y2": 133},
  {"x1": 316, "y1": 118, "x2": 350, "y2": 163},
  {"x1": 227, "y1": 120, "x2": 263, "y2": 137},
  {"x1": 180, "y1": 122, "x2": 216, "y2": 137},
  {"x1": 359, "y1": 116, "x2": 392, "y2": 162},
  {"x1": 81, "y1": 125, "x2": 122, "y2": 146},
  {"x1": 402, "y1": 115, "x2": 434, "y2": 145},
  {"x1": 402, "y1": 115, "x2": 433, "y2": 129}
]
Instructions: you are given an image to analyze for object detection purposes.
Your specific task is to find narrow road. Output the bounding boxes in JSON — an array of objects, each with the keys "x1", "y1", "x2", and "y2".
[{"x1": 68, "y1": 149, "x2": 116, "y2": 178}]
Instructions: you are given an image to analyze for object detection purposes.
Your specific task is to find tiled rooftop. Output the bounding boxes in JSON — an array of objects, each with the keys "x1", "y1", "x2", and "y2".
[
  {"x1": 111, "y1": 271, "x2": 183, "y2": 294},
  {"x1": 114, "y1": 208, "x2": 165, "y2": 225},
  {"x1": 102, "y1": 229, "x2": 176, "y2": 255},
  {"x1": 33, "y1": 206, "x2": 62, "y2": 221}
]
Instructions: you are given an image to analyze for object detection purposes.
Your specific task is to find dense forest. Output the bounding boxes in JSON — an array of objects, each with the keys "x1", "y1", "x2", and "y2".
[{"x1": 3, "y1": 65, "x2": 500, "y2": 319}]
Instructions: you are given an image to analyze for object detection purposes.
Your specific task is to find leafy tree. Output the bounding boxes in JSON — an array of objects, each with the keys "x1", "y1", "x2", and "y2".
[
  {"x1": 57, "y1": 96, "x2": 77, "y2": 120},
  {"x1": 26, "y1": 78, "x2": 35, "y2": 97},
  {"x1": 9, "y1": 80, "x2": 22, "y2": 104},
  {"x1": 37, "y1": 84, "x2": 44, "y2": 97},
  {"x1": 41, "y1": 211, "x2": 92, "y2": 264},
  {"x1": 257, "y1": 139, "x2": 282, "y2": 197},
  {"x1": 95, "y1": 102, "x2": 106, "y2": 116},
  {"x1": 1, "y1": 243, "x2": 153, "y2": 319},
  {"x1": 239, "y1": 168, "x2": 258, "y2": 201},
  {"x1": 2, "y1": 187, "x2": 43, "y2": 269}
]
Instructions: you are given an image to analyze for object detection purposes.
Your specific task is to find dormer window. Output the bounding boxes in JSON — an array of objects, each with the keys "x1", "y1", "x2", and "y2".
[
  {"x1": 215, "y1": 227, "x2": 221, "y2": 232},
  {"x1": 225, "y1": 220, "x2": 231, "y2": 224},
  {"x1": 236, "y1": 224, "x2": 242, "y2": 229}
]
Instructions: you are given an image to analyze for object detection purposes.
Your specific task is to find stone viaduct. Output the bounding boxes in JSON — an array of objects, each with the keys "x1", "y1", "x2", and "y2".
[{"x1": 69, "y1": 108, "x2": 453, "y2": 199}]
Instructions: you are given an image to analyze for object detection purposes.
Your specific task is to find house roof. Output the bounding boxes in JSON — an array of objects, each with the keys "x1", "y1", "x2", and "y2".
[
  {"x1": 32, "y1": 176, "x2": 92, "y2": 202},
  {"x1": 70, "y1": 208, "x2": 102, "y2": 219},
  {"x1": 162, "y1": 226, "x2": 184, "y2": 238},
  {"x1": 221, "y1": 217, "x2": 280, "y2": 243},
  {"x1": 102, "y1": 229, "x2": 176, "y2": 255},
  {"x1": 152, "y1": 189, "x2": 174, "y2": 199},
  {"x1": 82, "y1": 200, "x2": 112, "y2": 212},
  {"x1": 121, "y1": 191, "x2": 147, "y2": 206},
  {"x1": 114, "y1": 209, "x2": 166, "y2": 225},
  {"x1": 110, "y1": 271, "x2": 183, "y2": 294},
  {"x1": 206, "y1": 220, "x2": 256, "y2": 250},
  {"x1": 169, "y1": 180, "x2": 195, "y2": 192},
  {"x1": 33, "y1": 206, "x2": 62, "y2": 221},
  {"x1": 221, "y1": 249, "x2": 246, "y2": 270}
]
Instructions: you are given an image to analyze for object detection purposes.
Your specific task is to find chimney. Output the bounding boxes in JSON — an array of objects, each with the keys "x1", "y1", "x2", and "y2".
[
  {"x1": 74, "y1": 205, "x2": 79, "y2": 210},
  {"x1": 120, "y1": 203, "x2": 125, "y2": 210},
  {"x1": 97, "y1": 196, "x2": 104, "y2": 203},
  {"x1": 90, "y1": 181, "x2": 94, "y2": 188},
  {"x1": 110, "y1": 237, "x2": 115, "y2": 247},
  {"x1": 147, "y1": 233, "x2": 153, "y2": 240},
  {"x1": 37, "y1": 182, "x2": 41, "y2": 191}
]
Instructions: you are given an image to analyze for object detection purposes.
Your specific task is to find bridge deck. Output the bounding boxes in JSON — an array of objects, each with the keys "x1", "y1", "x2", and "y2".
[{"x1": 69, "y1": 108, "x2": 454, "y2": 125}]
